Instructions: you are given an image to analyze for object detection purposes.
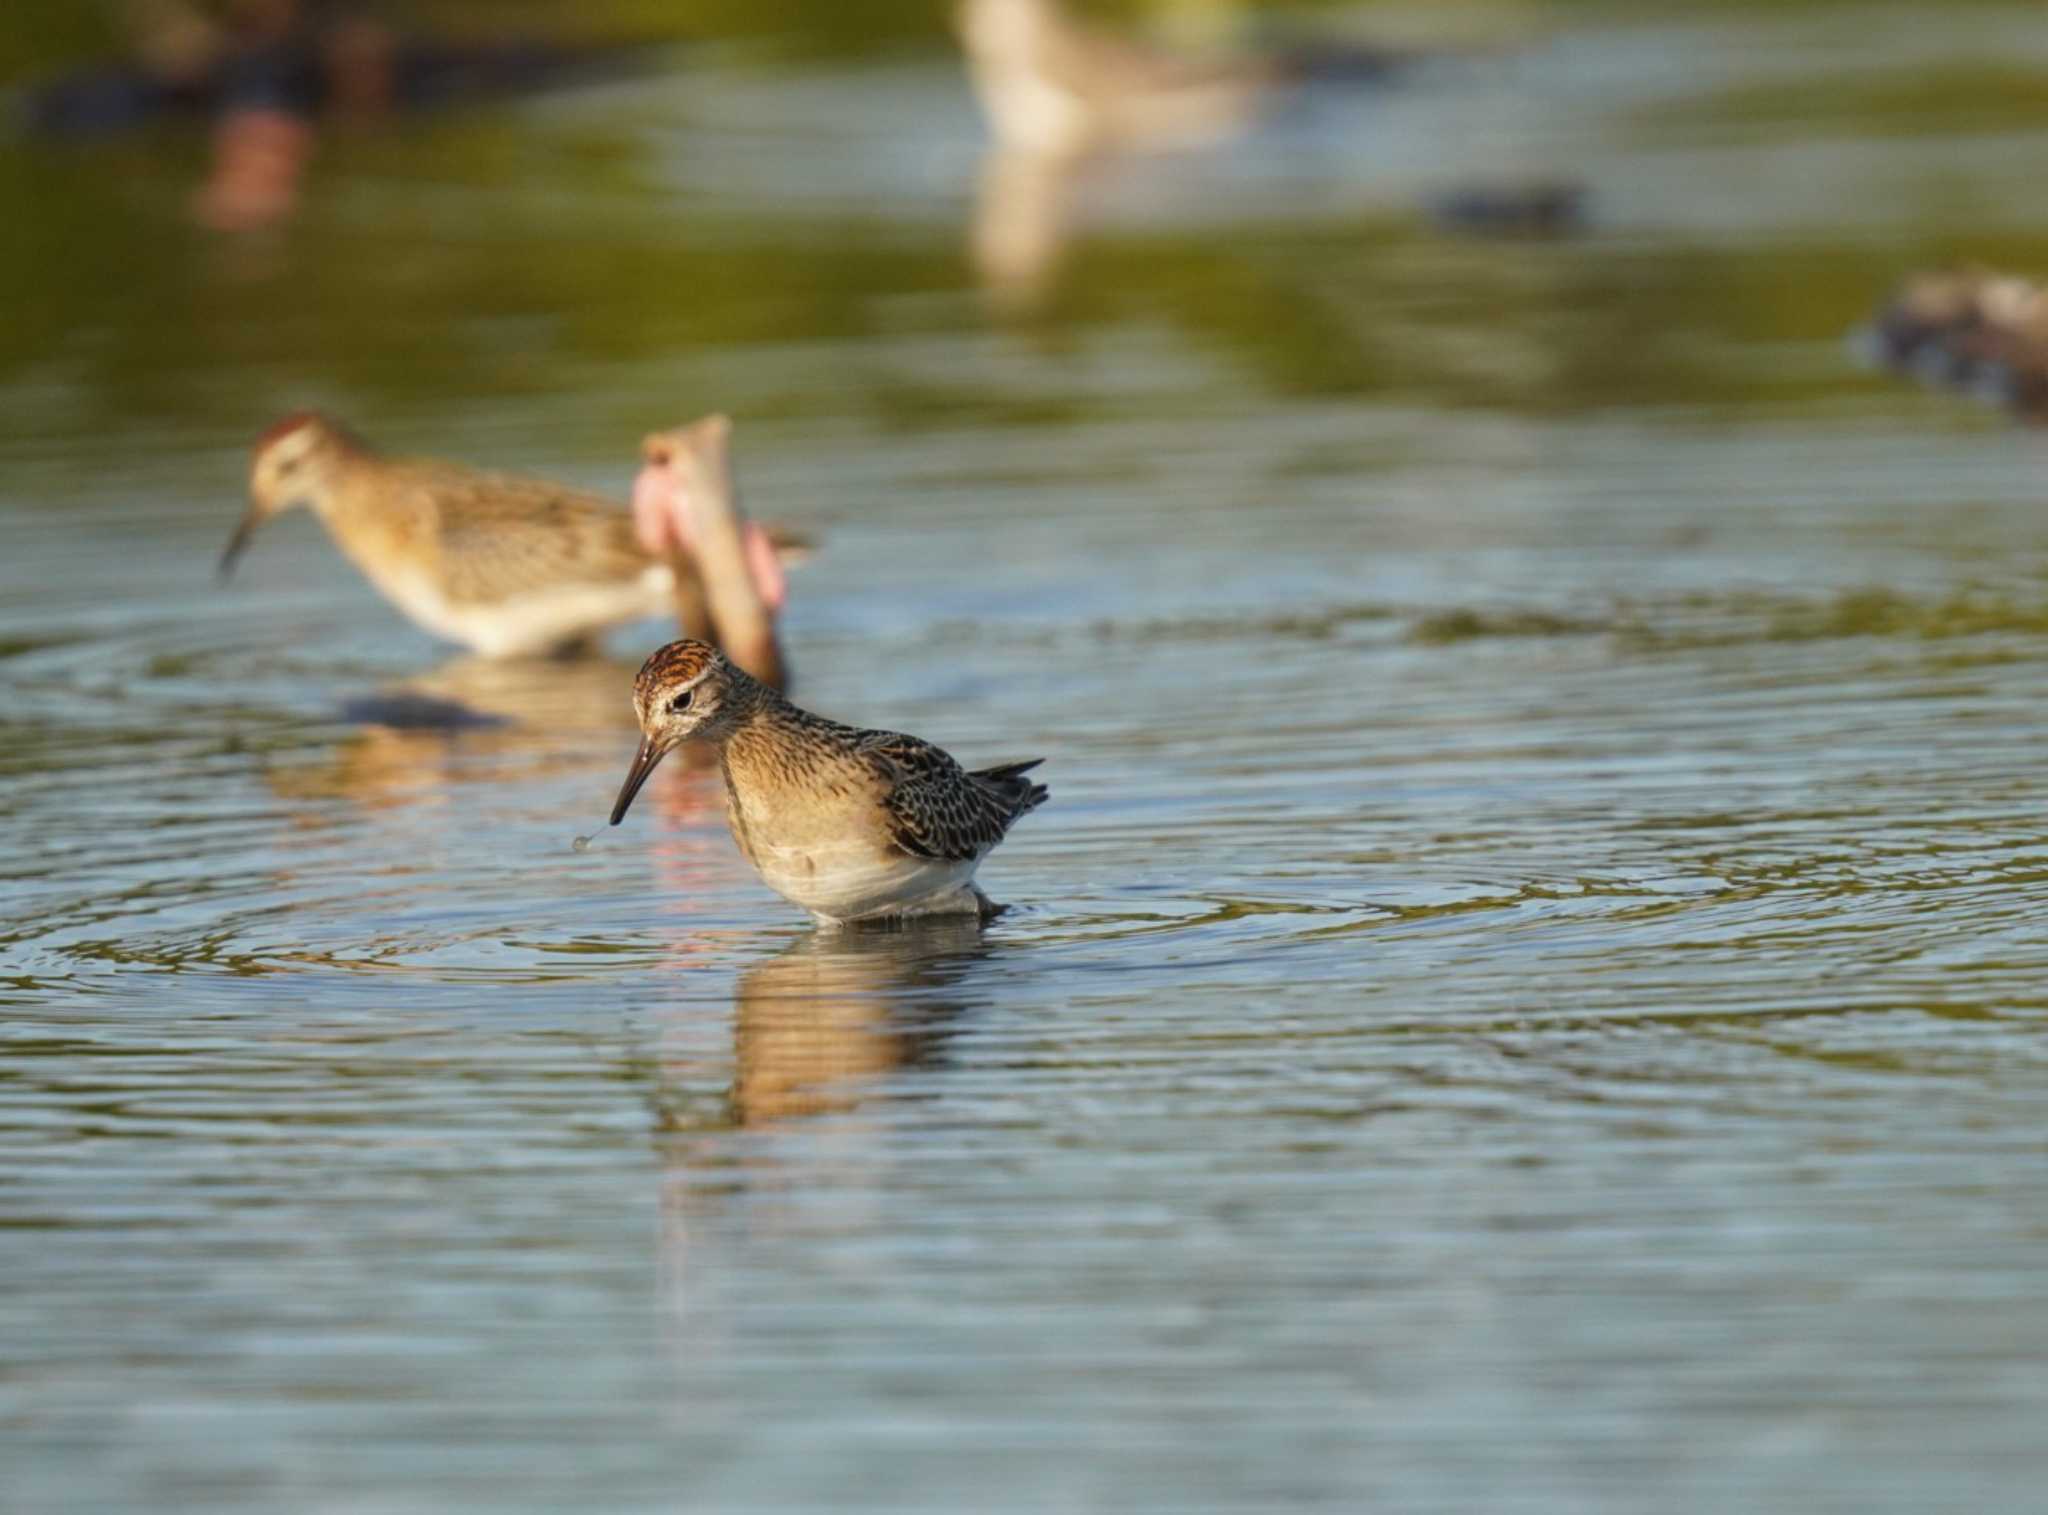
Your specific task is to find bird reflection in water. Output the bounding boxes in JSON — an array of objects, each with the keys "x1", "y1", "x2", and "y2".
[
  {"x1": 725, "y1": 922, "x2": 987, "y2": 1126},
  {"x1": 647, "y1": 924, "x2": 990, "y2": 1134},
  {"x1": 970, "y1": 143, "x2": 1089, "y2": 313},
  {"x1": 650, "y1": 923, "x2": 996, "y2": 1361},
  {"x1": 267, "y1": 652, "x2": 685, "y2": 815}
]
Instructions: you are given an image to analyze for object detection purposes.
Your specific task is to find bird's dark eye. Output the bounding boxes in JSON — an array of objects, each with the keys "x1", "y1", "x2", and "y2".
[{"x1": 670, "y1": 690, "x2": 694, "y2": 713}]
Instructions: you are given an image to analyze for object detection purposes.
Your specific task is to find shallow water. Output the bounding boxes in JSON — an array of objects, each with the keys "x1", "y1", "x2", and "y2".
[{"x1": 7, "y1": 4, "x2": 2048, "y2": 1510}]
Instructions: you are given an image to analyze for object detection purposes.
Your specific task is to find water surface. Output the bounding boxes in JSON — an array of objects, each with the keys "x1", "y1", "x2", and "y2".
[{"x1": 6, "y1": 5, "x2": 2048, "y2": 1510}]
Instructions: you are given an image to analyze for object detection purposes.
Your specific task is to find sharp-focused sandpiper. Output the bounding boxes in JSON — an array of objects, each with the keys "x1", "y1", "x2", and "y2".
[
  {"x1": 608, "y1": 640, "x2": 1049, "y2": 925},
  {"x1": 221, "y1": 412, "x2": 808, "y2": 659}
]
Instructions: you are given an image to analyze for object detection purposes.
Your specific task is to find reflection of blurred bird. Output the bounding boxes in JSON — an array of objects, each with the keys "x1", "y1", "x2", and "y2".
[
  {"x1": 220, "y1": 413, "x2": 811, "y2": 659},
  {"x1": 1867, "y1": 267, "x2": 2048, "y2": 419},
  {"x1": 729, "y1": 924, "x2": 985, "y2": 1125},
  {"x1": 363, "y1": 652, "x2": 644, "y2": 734},
  {"x1": 610, "y1": 640, "x2": 1049, "y2": 924},
  {"x1": 267, "y1": 653, "x2": 644, "y2": 812},
  {"x1": 954, "y1": 0, "x2": 1405, "y2": 156},
  {"x1": 971, "y1": 144, "x2": 1084, "y2": 309}
]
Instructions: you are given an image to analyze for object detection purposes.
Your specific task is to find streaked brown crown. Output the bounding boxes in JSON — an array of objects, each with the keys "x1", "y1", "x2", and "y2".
[{"x1": 633, "y1": 639, "x2": 727, "y2": 702}]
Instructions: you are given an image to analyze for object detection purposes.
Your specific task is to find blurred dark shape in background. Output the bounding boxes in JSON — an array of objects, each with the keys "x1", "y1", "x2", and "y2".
[
  {"x1": 24, "y1": 1, "x2": 646, "y2": 134},
  {"x1": 1427, "y1": 180, "x2": 1588, "y2": 240},
  {"x1": 1865, "y1": 267, "x2": 2048, "y2": 421},
  {"x1": 19, "y1": 0, "x2": 651, "y2": 228}
]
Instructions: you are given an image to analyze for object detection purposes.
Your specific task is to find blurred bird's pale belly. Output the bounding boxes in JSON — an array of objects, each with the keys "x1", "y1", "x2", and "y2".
[
  {"x1": 977, "y1": 65, "x2": 1091, "y2": 154},
  {"x1": 369, "y1": 565, "x2": 674, "y2": 658}
]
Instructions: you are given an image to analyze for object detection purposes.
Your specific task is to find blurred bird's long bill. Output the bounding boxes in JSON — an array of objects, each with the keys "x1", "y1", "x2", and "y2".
[
  {"x1": 610, "y1": 736, "x2": 669, "y2": 825},
  {"x1": 217, "y1": 511, "x2": 262, "y2": 581}
]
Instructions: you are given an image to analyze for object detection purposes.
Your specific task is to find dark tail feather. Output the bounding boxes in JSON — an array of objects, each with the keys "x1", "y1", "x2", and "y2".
[
  {"x1": 977, "y1": 758, "x2": 1043, "y2": 781},
  {"x1": 975, "y1": 758, "x2": 1049, "y2": 817}
]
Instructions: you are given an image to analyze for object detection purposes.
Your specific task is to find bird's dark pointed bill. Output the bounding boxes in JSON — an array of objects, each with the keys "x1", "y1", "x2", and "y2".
[
  {"x1": 217, "y1": 514, "x2": 259, "y2": 582},
  {"x1": 610, "y1": 736, "x2": 669, "y2": 825}
]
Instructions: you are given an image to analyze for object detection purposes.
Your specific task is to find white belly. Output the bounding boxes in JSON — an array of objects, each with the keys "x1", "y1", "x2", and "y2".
[
  {"x1": 975, "y1": 61, "x2": 1094, "y2": 154},
  {"x1": 369, "y1": 565, "x2": 674, "y2": 658},
  {"x1": 751, "y1": 839, "x2": 981, "y2": 925}
]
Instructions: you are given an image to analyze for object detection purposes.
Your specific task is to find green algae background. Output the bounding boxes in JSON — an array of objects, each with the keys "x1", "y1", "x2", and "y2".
[{"x1": 5, "y1": 0, "x2": 2048, "y2": 448}]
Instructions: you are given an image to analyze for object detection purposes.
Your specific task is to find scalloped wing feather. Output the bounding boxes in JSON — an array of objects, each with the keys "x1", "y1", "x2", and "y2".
[{"x1": 858, "y1": 732, "x2": 1047, "y2": 862}]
